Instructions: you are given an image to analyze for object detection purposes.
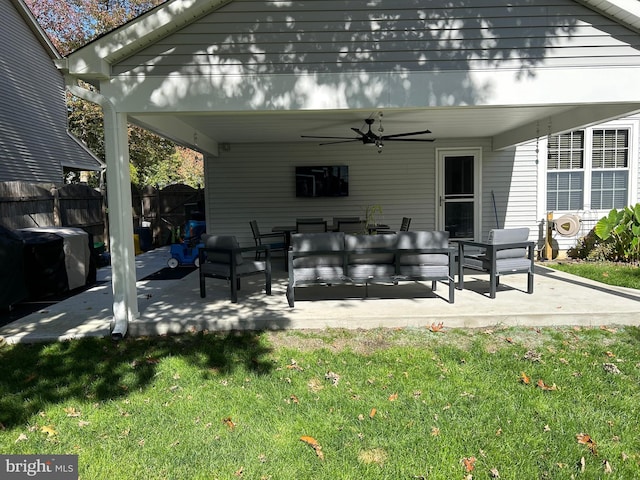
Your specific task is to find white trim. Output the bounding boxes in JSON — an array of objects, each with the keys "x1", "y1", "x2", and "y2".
[{"x1": 435, "y1": 147, "x2": 483, "y2": 241}]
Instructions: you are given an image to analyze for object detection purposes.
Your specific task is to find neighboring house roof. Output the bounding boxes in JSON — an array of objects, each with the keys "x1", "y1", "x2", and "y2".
[{"x1": 1, "y1": 0, "x2": 104, "y2": 183}]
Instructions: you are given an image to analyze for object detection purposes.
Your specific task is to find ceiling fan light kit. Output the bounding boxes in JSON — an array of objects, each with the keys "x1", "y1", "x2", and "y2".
[{"x1": 301, "y1": 113, "x2": 435, "y2": 153}]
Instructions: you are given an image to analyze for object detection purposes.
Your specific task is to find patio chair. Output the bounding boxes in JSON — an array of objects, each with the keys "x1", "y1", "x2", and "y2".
[
  {"x1": 249, "y1": 220, "x2": 286, "y2": 260},
  {"x1": 376, "y1": 217, "x2": 411, "y2": 234},
  {"x1": 336, "y1": 219, "x2": 367, "y2": 234},
  {"x1": 457, "y1": 227, "x2": 535, "y2": 299},
  {"x1": 296, "y1": 219, "x2": 328, "y2": 233},
  {"x1": 199, "y1": 234, "x2": 271, "y2": 303}
]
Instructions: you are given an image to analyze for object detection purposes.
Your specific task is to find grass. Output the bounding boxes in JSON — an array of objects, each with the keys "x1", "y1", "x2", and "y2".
[
  {"x1": 1, "y1": 327, "x2": 640, "y2": 479},
  {"x1": 545, "y1": 261, "x2": 640, "y2": 290}
]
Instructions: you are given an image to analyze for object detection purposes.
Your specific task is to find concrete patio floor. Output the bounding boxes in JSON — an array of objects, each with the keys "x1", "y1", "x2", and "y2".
[{"x1": 1, "y1": 246, "x2": 639, "y2": 344}]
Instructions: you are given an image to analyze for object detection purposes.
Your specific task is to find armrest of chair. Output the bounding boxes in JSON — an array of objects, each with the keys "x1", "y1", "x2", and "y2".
[{"x1": 199, "y1": 244, "x2": 271, "y2": 264}]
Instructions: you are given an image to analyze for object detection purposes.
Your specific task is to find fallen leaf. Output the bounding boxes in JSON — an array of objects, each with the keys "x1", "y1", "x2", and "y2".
[
  {"x1": 369, "y1": 408, "x2": 377, "y2": 418},
  {"x1": 234, "y1": 466, "x2": 244, "y2": 477},
  {"x1": 78, "y1": 420, "x2": 90, "y2": 427},
  {"x1": 223, "y1": 417, "x2": 236, "y2": 431},
  {"x1": 577, "y1": 433, "x2": 598, "y2": 455},
  {"x1": 15, "y1": 433, "x2": 28, "y2": 442},
  {"x1": 504, "y1": 337, "x2": 513, "y2": 343},
  {"x1": 603, "y1": 363, "x2": 621, "y2": 375},
  {"x1": 290, "y1": 394, "x2": 299, "y2": 404},
  {"x1": 64, "y1": 407, "x2": 81, "y2": 417},
  {"x1": 519, "y1": 371, "x2": 531, "y2": 384},
  {"x1": 462, "y1": 456, "x2": 476, "y2": 472},
  {"x1": 600, "y1": 326, "x2": 617, "y2": 333},
  {"x1": 431, "y1": 427, "x2": 440, "y2": 436},
  {"x1": 536, "y1": 379, "x2": 557, "y2": 391},
  {"x1": 429, "y1": 322, "x2": 445, "y2": 333},
  {"x1": 603, "y1": 459, "x2": 612, "y2": 474},
  {"x1": 490, "y1": 467, "x2": 500, "y2": 478},
  {"x1": 325, "y1": 371, "x2": 340, "y2": 387},
  {"x1": 578, "y1": 456, "x2": 586, "y2": 472},
  {"x1": 300, "y1": 436, "x2": 324, "y2": 460},
  {"x1": 388, "y1": 393, "x2": 398, "y2": 402},
  {"x1": 40, "y1": 425, "x2": 57, "y2": 437}
]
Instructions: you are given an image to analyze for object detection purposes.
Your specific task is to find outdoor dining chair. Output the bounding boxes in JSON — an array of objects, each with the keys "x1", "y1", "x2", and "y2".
[
  {"x1": 296, "y1": 219, "x2": 328, "y2": 233},
  {"x1": 336, "y1": 219, "x2": 367, "y2": 234},
  {"x1": 249, "y1": 220, "x2": 286, "y2": 260},
  {"x1": 199, "y1": 234, "x2": 271, "y2": 303}
]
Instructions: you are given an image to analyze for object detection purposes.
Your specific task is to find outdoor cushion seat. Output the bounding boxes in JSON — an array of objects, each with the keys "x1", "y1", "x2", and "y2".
[
  {"x1": 199, "y1": 234, "x2": 271, "y2": 303},
  {"x1": 396, "y1": 231, "x2": 454, "y2": 301},
  {"x1": 346, "y1": 233, "x2": 396, "y2": 282},
  {"x1": 457, "y1": 227, "x2": 535, "y2": 299}
]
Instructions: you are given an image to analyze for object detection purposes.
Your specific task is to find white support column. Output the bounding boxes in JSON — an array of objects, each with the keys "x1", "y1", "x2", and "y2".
[{"x1": 103, "y1": 112, "x2": 138, "y2": 338}]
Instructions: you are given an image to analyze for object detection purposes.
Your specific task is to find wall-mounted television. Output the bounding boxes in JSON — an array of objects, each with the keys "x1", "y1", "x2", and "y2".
[{"x1": 295, "y1": 166, "x2": 349, "y2": 197}]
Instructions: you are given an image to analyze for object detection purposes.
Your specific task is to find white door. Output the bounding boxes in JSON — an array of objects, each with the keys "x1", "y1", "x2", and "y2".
[{"x1": 437, "y1": 149, "x2": 481, "y2": 241}]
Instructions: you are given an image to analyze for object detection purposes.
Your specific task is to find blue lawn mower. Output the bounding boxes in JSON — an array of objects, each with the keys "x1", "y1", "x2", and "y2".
[{"x1": 167, "y1": 219, "x2": 206, "y2": 268}]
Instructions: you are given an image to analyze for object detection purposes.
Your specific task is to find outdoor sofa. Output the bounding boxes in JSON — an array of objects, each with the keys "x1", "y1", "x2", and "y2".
[{"x1": 286, "y1": 231, "x2": 455, "y2": 307}]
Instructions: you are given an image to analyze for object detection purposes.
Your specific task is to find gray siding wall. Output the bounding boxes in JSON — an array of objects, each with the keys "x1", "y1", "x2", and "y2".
[
  {"x1": 204, "y1": 140, "x2": 540, "y2": 248},
  {"x1": 0, "y1": 1, "x2": 98, "y2": 183},
  {"x1": 115, "y1": 0, "x2": 640, "y2": 77}
]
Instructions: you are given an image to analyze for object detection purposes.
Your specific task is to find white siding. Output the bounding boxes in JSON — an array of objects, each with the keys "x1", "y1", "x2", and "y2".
[
  {"x1": 0, "y1": 1, "x2": 101, "y2": 183},
  {"x1": 115, "y1": 0, "x2": 640, "y2": 77}
]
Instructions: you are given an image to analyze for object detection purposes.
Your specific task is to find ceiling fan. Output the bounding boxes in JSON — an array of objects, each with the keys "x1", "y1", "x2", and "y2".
[{"x1": 300, "y1": 115, "x2": 434, "y2": 152}]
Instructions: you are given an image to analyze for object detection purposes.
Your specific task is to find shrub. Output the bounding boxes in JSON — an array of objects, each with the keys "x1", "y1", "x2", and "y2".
[{"x1": 594, "y1": 204, "x2": 640, "y2": 263}]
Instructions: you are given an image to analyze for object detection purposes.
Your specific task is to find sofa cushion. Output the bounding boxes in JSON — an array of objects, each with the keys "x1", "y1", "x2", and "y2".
[
  {"x1": 487, "y1": 228, "x2": 529, "y2": 259},
  {"x1": 396, "y1": 231, "x2": 449, "y2": 265},
  {"x1": 202, "y1": 234, "x2": 243, "y2": 265},
  {"x1": 348, "y1": 264, "x2": 396, "y2": 281},
  {"x1": 345, "y1": 233, "x2": 396, "y2": 265},
  {"x1": 291, "y1": 232, "x2": 345, "y2": 267}
]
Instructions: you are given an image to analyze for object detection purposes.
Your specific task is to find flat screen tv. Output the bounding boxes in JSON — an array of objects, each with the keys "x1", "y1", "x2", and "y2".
[{"x1": 295, "y1": 166, "x2": 349, "y2": 197}]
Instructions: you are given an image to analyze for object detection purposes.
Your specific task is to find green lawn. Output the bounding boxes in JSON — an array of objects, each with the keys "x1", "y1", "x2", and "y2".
[
  {"x1": 1, "y1": 327, "x2": 640, "y2": 479},
  {"x1": 545, "y1": 261, "x2": 640, "y2": 290}
]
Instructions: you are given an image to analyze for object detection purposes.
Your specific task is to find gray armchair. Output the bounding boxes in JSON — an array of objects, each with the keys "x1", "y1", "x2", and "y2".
[
  {"x1": 199, "y1": 235, "x2": 271, "y2": 303},
  {"x1": 457, "y1": 228, "x2": 535, "y2": 299}
]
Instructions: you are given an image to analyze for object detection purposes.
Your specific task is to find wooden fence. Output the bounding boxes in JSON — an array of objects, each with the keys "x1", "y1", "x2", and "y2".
[{"x1": 0, "y1": 181, "x2": 204, "y2": 249}]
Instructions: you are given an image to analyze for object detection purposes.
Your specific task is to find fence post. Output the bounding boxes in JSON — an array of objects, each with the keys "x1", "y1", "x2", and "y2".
[{"x1": 51, "y1": 185, "x2": 61, "y2": 226}]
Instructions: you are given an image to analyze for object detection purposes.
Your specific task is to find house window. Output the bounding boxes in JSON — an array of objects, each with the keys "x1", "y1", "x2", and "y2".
[
  {"x1": 590, "y1": 129, "x2": 628, "y2": 209},
  {"x1": 547, "y1": 131, "x2": 584, "y2": 210}
]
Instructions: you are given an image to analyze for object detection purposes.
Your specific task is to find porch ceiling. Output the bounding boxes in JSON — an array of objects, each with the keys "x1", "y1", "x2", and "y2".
[{"x1": 130, "y1": 102, "x2": 640, "y2": 154}]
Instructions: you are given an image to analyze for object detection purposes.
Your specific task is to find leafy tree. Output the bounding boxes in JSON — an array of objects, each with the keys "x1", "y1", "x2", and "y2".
[{"x1": 26, "y1": 0, "x2": 202, "y2": 188}]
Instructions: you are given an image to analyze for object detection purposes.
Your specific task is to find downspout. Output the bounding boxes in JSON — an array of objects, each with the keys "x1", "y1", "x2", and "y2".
[{"x1": 64, "y1": 76, "x2": 136, "y2": 339}]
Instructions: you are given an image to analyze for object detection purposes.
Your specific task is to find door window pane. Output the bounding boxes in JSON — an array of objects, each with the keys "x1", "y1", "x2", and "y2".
[
  {"x1": 445, "y1": 156, "x2": 474, "y2": 196},
  {"x1": 445, "y1": 202, "x2": 474, "y2": 239}
]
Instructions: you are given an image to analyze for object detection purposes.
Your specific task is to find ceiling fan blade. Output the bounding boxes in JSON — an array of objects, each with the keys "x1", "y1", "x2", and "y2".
[
  {"x1": 350, "y1": 127, "x2": 366, "y2": 136},
  {"x1": 382, "y1": 129, "x2": 432, "y2": 139},
  {"x1": 384, "y1": 138, "x2": 436, "y2": 142},
  {"x1": 318, "y1": 139, "x2": 360, "y2": 145},
  {"x1": 301, "y1": 135, "x2": 359, "y2": 140}
]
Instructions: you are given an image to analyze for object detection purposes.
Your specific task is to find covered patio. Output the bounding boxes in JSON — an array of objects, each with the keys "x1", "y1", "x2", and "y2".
[{"x1": 1, "y1": 248, "x2": 638, "y2": 344}]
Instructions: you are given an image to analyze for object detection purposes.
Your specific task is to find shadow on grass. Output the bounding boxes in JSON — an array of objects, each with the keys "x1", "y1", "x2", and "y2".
[{"x1": 0, "y1": 331, "x2": 273, "y2": 428}]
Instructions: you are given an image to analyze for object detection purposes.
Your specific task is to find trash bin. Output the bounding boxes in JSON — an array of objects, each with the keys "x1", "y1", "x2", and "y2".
[
  {"x1": 0, "y1": 226, "x2": 27, "y2": 310},
  {"x1": 17, "y1": 230, "x2": 68, "y2": 299},
  {"x1": 135, "y1": 226, "x2": 153, "y2": 252}
]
